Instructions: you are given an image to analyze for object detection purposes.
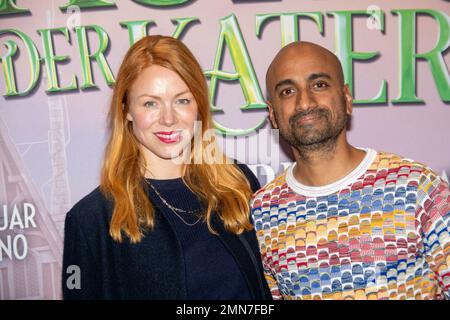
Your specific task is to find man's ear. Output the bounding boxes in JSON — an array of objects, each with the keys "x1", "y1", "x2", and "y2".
[
  {"x1": 343, "y1": 84, "x2": 353, "y2": 115},
  {"x1": 267, "y1": 100, "x2": 279, "y2": 129}
]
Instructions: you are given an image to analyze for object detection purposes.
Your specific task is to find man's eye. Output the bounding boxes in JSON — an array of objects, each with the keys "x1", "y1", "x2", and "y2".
[
  {"x1": 144, "y1": 101, "x2": 157, "y2": 108},
  {"x1": 176, "y1": 98, "x2": 190, "y2": 105},
  {"x1": 313, "y1": 81, "x2": 329, "y2": 89},
  {"x1": 280, "y1": 88, "x2": 295, "y2": 96}
]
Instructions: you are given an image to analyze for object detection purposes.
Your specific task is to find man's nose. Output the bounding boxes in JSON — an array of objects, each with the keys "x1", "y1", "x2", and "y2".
[{"x1": 296, "y1": 90, "x2": 318, "y2": 111}]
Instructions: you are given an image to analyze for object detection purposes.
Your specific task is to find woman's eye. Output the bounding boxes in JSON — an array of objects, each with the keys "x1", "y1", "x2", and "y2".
[
  {"x1": 144, "y1": 101, "x2": 157, "y2": 108},
  {"x1": 176, "y1": 98, "x2": 190, "y2": 105}
]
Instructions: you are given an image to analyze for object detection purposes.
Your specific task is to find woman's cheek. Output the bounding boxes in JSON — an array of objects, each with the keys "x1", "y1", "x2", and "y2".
[{"x1": 136, "y1": 112, "x2": 157, "y2": 129}]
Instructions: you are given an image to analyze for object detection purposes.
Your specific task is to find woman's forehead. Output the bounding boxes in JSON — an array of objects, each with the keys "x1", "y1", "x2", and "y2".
[{"x1": 130, "y1": 65, "x2": 190, "y2": 97}]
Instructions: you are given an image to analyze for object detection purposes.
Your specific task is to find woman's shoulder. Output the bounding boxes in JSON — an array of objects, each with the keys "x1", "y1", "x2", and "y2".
[
  {"x1": 235, "y1": 162, "x2": 261, "y2": 193},
  {"x1": 65, "y1": 187, "x2": 113, "y2": 229}
]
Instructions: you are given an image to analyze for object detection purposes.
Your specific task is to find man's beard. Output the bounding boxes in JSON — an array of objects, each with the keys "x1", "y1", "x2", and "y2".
[{"x1": 277, "y1": 96, "x2": 348, "y2": 156}]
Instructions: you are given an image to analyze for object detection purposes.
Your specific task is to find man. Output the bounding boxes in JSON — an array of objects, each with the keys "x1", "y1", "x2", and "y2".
[{"x1": 251, "y1": 41, "x2": 450, "y2": 300}]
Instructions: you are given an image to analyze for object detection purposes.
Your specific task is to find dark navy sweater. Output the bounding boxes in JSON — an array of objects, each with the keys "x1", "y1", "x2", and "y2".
[
  {"x1": 62, "y1": 164, "x2": 272, "y2": 300},
  {"x1": 147, "y1": 177, "x2": 251, "y2": 299}
]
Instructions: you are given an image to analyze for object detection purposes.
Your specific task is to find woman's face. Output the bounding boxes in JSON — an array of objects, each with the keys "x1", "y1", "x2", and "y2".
[{"x1": 126, "y1": 65, "x2": 198, "y2": 169}]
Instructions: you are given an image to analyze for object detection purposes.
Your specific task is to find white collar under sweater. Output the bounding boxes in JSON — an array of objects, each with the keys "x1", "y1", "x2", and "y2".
[{"x1": 285, "y1": 148, "x2": 377, "y2": 197}]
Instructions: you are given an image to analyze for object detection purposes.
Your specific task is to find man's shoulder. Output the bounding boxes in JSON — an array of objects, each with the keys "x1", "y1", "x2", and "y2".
[
  {"x1": 375, "y1": 151, "x2": 447, "y2": 190},
  {"x1": 375, "y1": 151, "x2": 438, "y2": 174},
  {"x1": 251, "y1": 170, "x2": 289, "y2": 204}
]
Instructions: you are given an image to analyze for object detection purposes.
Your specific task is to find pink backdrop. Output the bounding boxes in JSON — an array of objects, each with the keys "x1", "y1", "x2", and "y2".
[{"x1": 0, "y1": 0, "x2": 449, "y2": 299}]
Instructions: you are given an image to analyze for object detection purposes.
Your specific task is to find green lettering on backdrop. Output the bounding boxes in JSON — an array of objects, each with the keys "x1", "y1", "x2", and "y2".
[
  {"x1": 328, "y1": 10, "x2": 387, "y2": 104},
  {"x1": 120, "y1": 20, "x2": 156, "y2": 46},
  {"x1": 60, "y1": 0, "x2": 115, "y2": 10},
  {"x1": 205, "y1": 14, "x2": 266, "y2": 135},
  {"x1": 75, "y1": 25, "x2": 115, "y2": 89},
  {"x1": 0, "y1": 29, "x2": 40, "y2": 96},
  {"x1": 37, "y1": 28, "x2": 78, "y2": 93},
  {"x1": 0, "y1": 0, "x2": 29, "y2": 15},
  {"x1": 256, "y1": 12, "x2": 324, "y2": 46},
  {"x1": 132, "y1": 0, "x2": 191, "y2": 6},
  {"x1": 0, "y1": 39, "x2": 18, "y2": 96},
  {"x1": 120, "y1": 17, "x2": 198, "y2": 45},
  {"x1": 392, "y1": 9, "x2": 450, "y2": 103},
  {"x1": 171, "y1": 18, "x2": 198, "y2": 39}
]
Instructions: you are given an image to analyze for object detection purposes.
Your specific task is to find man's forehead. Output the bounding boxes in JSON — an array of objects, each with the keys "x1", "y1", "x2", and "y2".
[
  {"x1": 267, "y1": 44, "x2": 343, "y2": 87},
  {"x1": 276, "y1": 42, "x2": 335, "y2": 62},
  {"x1": 269, "y1": 58, "x2": 337, "y2": 84}
]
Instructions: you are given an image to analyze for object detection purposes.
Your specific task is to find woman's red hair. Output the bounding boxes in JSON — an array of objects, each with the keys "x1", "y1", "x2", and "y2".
[{"x1": 100, "y1": 35, "x2": 254, "y2": 243}]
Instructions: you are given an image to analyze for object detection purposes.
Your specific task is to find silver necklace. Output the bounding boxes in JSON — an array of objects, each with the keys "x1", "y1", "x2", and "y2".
[
  {"x1": 146, "y1": 180, "x2": 201, "y2": 214},
  {"x1": 146, "y1": 180, "x2": 202, "y2": 226}
]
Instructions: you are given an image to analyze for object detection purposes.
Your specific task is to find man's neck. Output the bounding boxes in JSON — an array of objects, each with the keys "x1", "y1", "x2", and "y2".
[{"x1": 292, "y1": 137, "x2": 366, "y2": 187}]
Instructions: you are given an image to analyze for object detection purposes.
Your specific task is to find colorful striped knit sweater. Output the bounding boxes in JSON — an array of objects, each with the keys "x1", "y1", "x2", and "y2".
[{"x1": 250, "y1": 149, "x2": 450, "y2": 300}]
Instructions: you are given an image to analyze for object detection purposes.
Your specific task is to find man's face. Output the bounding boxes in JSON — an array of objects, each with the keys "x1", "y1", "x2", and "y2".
[{"x1": 266, "y1": 46, "x2": 352, "y2": 151}]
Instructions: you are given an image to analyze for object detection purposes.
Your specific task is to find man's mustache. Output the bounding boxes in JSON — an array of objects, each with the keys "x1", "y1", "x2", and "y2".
[{"x1": 289, "y1": 108, "x2": 330, "y2": 126}]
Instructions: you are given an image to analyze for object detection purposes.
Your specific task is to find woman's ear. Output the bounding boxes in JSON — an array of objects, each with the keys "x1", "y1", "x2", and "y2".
[{"x1": 125, "y1": 105, "x2": 133, "y2": 122}]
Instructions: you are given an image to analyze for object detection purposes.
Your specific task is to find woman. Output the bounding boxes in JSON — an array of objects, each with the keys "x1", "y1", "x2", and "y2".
[{"x1": 62, "y1": 35, "x2": 271, "y2": 299}]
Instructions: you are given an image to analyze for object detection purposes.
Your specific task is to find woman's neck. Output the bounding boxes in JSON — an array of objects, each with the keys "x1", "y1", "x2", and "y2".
[
  {"x1": 143, "y1": 158, "x2": 184, "y2": 179},
  {"x1": 144, "y1": 163, "x2": 183, "y2": 180}
]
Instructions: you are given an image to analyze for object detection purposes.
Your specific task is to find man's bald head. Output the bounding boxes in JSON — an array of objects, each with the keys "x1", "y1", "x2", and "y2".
[{"x1": 266, "y1": 42, "x2": 345, "y2": 100}]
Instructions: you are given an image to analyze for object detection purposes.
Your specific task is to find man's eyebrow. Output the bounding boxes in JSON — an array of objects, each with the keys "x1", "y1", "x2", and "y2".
[
  {"x1": 274, "y1": 73, "x2": 332, "y2": 91},
  {"x1": 274, "y1": 79, "x2": 295, "y2": 91},
  {"x1": 307, "y1": 73, "x2": 332, "y2": 81}
]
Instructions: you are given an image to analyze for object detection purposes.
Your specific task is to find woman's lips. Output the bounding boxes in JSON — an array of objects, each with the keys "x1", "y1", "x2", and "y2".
[{"x1": 154, "y1": 131, "x2": 182, "y2": 143}]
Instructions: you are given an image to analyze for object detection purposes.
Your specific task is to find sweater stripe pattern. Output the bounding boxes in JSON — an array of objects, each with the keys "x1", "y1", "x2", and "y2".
[{"x1": 251, "y1": 150, "x2": 450, "y2": 300}]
